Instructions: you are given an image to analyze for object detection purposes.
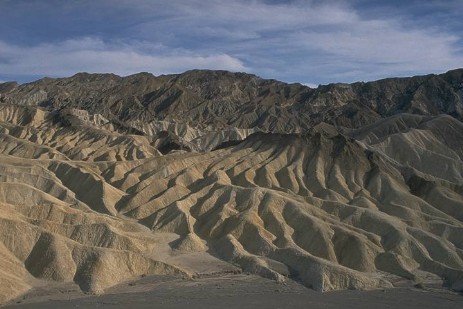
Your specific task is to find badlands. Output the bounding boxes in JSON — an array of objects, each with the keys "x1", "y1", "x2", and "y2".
[{"x1": 0, "y1": 69, "x2": 462, "y2": 307}]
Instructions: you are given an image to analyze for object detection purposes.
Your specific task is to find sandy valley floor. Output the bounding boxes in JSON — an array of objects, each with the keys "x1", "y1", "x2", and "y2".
[{"x1": 4, "y1": 273, "x2": 463, "y2": 309}]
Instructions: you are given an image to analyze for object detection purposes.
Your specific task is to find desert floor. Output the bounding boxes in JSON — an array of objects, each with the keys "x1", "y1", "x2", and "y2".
[{"x1": 4, "y1": 273, "x2": 462, "y2": 309}]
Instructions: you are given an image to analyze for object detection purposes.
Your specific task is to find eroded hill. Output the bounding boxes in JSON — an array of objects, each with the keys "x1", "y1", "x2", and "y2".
[
  {"x1": 1, "y1": 69, "x2": 463, "y2": 133},
  {"x1": 0, "y1": 70, "x2": 462, "y2": 304}
]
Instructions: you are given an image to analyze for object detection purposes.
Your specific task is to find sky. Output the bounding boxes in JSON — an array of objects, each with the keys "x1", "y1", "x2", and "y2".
[{"x1": 0, "y1": 0, "x2": 462, "y2": 86}]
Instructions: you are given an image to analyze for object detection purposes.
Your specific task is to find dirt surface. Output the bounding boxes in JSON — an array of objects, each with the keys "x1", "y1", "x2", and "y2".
[{"x1": 4, "y1": 274, "x2": 462, "y2": 309}]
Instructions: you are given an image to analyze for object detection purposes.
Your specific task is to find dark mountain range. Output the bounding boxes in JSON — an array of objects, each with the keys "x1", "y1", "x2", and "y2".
[{"x1": 1, "y1": 69, "x2": 462, "y2": 132}]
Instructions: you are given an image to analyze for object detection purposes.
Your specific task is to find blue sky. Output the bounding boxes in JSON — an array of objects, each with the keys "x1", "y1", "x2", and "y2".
[{"x1": 0, "y1": 0, "x2": 462, "y2": 86}]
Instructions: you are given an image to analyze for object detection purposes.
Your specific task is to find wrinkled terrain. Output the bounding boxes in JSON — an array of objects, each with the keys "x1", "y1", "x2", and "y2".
[{"x1": 0, "y1": 69, "x2": 462, "y2": 305}]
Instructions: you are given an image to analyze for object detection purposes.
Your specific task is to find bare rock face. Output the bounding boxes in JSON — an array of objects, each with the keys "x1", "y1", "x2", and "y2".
[{"x1": 0, "y1": 69, "x2": 462, "y2": 303}]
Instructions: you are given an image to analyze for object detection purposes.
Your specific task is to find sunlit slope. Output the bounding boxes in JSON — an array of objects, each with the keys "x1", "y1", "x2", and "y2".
[{"x1": 114, "y1": 130, "x2": 463, "y2": 291}]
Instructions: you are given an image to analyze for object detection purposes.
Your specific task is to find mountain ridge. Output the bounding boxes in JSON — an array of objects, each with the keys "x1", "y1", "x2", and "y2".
[{"x1": 1, "y1": 68, "x2": 462, "y2": 132}]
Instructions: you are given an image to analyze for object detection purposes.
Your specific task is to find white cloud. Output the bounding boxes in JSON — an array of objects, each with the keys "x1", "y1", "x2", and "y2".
[
  {"x1": 301, "y1": 83, "x2": 319, "y2": 88},
  {"x1": 289, "y1": 18, "x2": 463, "y2": 81},
  {"x1": 116, "y1": 0, "x2": 463, "y2": 83},
  {"x1": 0, "y1": 37, "x2": 246, "y2": 78},
  {"x1": 0, "y1": 0, "x2": 462, "y2": 84}
]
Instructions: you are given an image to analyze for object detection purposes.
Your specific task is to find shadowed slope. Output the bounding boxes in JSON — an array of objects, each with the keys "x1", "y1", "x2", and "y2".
[{"x1": 1, "y1": 69, "x2": 462, "y2": 138}]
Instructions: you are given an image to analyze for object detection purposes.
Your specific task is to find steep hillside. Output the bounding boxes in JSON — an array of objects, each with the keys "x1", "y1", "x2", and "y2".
[{"x1": 1, "y1": 69, "x2": 462, "y2": 134}]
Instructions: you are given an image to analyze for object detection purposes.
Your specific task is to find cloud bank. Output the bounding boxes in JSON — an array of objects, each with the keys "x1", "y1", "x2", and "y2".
[
  {"x1": 0, "y1": 0, "x2": 462, "y2": 84},
  {"x1": 0, "y1": 38, "x2": 246, "y2": 77}
]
